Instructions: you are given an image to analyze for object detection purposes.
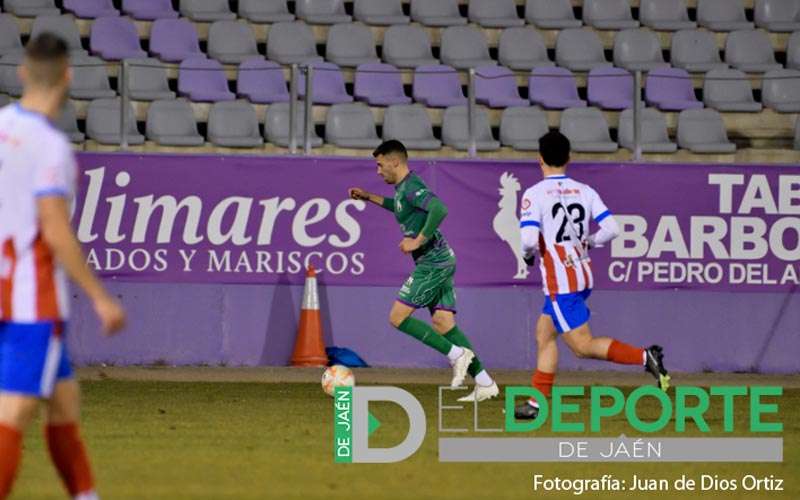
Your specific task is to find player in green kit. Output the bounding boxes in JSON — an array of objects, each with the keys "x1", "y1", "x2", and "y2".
[{"x1": 348, "y1": 140, "x2": 499, "y2": 401}]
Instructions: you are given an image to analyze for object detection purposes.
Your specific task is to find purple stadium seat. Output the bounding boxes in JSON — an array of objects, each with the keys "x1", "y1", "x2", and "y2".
[
  {"x1": 178, "y1": 57, "x2": 236, "y2": 102},
  {"x1": 645, "y1": 67, "x2": 703, "y2": 111},
  {"x1": 297, "y1": 62, "x2": 354, "y2": 105},
  {"x1": 237, "y1": 58, "x2": 290, "y2": 104},
  {"x1": 149, "y1": 18, "x2": 203, "y2": 63},
  {"x1": 528, "y1": 67, "x2": 587, "y2": 109},
  {"x1": 475, "y1": 65, "x2": 528, "y2": 108},
  {"x1": 587, "y1": 67, "x2": 633, "y2": 110},
  {"x1": 122, "y1": 0, "x2": 179, "y2": 20},
  {"x1": 90, "y1": 17, "x2": 147, "y2": 61},
  {"x1": 354, "y1": 63, "x2": 412, "y2": 106},
  {"x1": 412, "y1": 64, "x2": 467, "y2": 107},
  {"x1": 63, "y1": 0, "x2": 119, "y2": 19}
]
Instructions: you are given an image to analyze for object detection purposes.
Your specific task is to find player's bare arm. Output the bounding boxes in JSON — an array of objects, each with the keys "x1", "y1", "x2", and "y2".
[{"x1": 38, "y1": 196, "x2": 126, "y2": 335}]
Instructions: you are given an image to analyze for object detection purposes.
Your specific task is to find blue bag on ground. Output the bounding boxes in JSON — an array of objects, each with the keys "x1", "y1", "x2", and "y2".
[{"x1": 326, "y1": 346, "x2": 369, "y2": 367}]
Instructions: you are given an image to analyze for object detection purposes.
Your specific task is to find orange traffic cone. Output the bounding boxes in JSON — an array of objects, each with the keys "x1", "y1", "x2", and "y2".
[{"x1": 290, "y1": 265, "x2": 328, "y2": 366}]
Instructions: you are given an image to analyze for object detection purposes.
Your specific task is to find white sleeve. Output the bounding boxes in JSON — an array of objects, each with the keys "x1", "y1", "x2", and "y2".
[
  {"x1": 519, "y1": 188, "x2": 540, "y2": 258},
  {"x1": 33, "y1": 138, "x2": 76, "y2": 199},
  {"x1": 589, "y1": 187, "x2": 611, "y2": 223},
  {"x1": 587, "y1": 188, "x2": 619, "y2": 248}
]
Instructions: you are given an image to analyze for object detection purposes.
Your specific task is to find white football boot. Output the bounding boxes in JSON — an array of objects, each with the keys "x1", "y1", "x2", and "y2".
[
  {"x1": 450, "y1": 348, "x2": 475, "y2": 388},
  {"x1": 457, "y1": 382, "x2": 500, "y2": 402}
]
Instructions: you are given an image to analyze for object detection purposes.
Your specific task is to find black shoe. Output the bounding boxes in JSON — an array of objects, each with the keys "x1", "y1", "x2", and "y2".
[
  {"x1": 514, "y1": 401, "x2": 540, "y2": 420},
  {"x1": 644, "y1": 345, "x2": 671, "y2": 392}
]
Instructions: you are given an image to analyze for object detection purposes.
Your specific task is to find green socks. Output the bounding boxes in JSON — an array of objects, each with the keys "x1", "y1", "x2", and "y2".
[
  {"x1": 397, "y1": 317, "x2": 454, "y2": 355},
  {"x1": 444, "y1": 326, "x2": 484, "y2": 377},
  {"x1": 396, "y1": 319, "x2": 490, "y2": 385}
]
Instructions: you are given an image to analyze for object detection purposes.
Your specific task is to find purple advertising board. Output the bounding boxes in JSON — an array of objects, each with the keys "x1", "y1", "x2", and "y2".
[{"x1": 76, "y1": 154, "x2": 800, "y2": 294}]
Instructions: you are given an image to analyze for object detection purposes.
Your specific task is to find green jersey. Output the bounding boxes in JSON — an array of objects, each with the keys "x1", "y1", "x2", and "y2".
[{"x1": 391, "y1": 173, "x2": 456, "y2": 266}]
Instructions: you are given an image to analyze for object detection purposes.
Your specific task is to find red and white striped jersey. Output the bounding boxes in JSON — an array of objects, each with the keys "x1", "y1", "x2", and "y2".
[
  {"x1": 520, "y1": 175, "x2": 611, "y2": 297},
  {"x1": 0, "y1": 104, "x2": 77, "y2": 322}
]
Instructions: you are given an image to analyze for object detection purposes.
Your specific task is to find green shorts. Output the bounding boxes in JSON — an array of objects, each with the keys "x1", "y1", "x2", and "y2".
[{"x1": 397, "y1": 263, "x2": 457, "y2": 314}]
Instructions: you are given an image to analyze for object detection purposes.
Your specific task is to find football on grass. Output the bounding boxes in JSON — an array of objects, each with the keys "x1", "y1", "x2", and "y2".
[{"x1": 321, "y1": 364, "x2": 355, "y2": 396}]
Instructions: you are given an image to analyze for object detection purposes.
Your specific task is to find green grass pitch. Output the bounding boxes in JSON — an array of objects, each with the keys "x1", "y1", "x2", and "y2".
[{"x1": 11, "y1": 379, "x2": 799, "y2": 500}]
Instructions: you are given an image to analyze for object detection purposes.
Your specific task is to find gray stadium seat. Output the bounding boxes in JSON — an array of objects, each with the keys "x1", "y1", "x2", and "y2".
[
  {"x1": 440, "y1": 26, "x2": 496, "y2": 70},
  {"x1": 468, "y1": 0, "x2": 524, "y2": 28},
  {"x1": 208, "y1": 101, "x2": 263, "y2": 148},
  {"x1": 325, "y1": 102, "x2": 381, "y2": 149},
  {"x1": 31, "y1": 15, "x2": 87, "y2": 56},
  {"x1": 5, "y1": 0, "x2": 60, "y2": 17},
  {"x1": 264, "y1": 102, "x2": 323, "y2": 148},
  {"x1": 790, "y1": 32, "x2": 800, "y2": 70},
  {"x1": 441, "y1": 105, "x2": 501, "y2": 151},
  {"x1": 70, "y1": 55, "x2": 116, "y2": 100},
  {"x1": 180, "y1": 0, "x2": 236, "y2": 22},
  {"x1": 498, "y1": 27, "x2": 554, "y2": 71},
  {"x1": 613, "y1": 29, "x2": 670, "y2": 71},
  {"x1": 267, "y1": 22, "x2": 323, "y2": 65},
  {"x1": 555, "y1": 29, "x2": 612, "y2": 71},
  {"x1": 382, "y1": 25, "x2": 438, "y2": 68},
  {"x1": 640, "y1": 0, "x2": 696, "y2": 31},
  {"x1": 525, "y1": 0, "x2": 581, "y2": 29},
  {"x1": 354, "y1": 0, "x2": 409, "y2": 25},
  {"x1": 55, "y1": 101, "x2": 85, "y2": 144},
  {"x1": 499, "y1": 106, "x2": 549, "y2": 151},
  {"x1": 677, "y1": 108, "x2": 736, "y2": 153},
  {"x1": 761, "y1": 68, "x2": 800, "y2": 112},
  {"x1": 678, "y1": 109, "x2": 736, "y2": 154},
  {"x1": 126, "y1": 58, "x2": 176, "y2": 101},
  {"x1": 86, "y1": 97, "x2": 145, "y2": 145},
  {"x1": 326, "y1": 23, "x2": 380, "y2": 68},
  {"x1": 755, "y1": 0, "x2": 800, "y2": 32},
  {"x1": 239, "y1": 0, "x2": 294, "y2": 23},
  {"x1": 703, "y1": 68, "x2": 763, "y2": 112},
  {"x1": 584, "y1": 0, "x2": 639, "y2": 30},
  {"x1": 559, "y1": 107, "x2": 618, "y2": 152},
  {"x1": 725, "y1": 30, "x2": 782, "y2": 73},
  {"x1": 697, "y1": 0, "x2": 754, "y2": 31},
  {"x1": 382, "y1": 104, "x2": 442, "y2": 150},
  {"x1": 671, "y1": 29, "x2": 728, "y2": 72},
  {"x1": 146, "y1": 99, "x2": 204, "y2": 146},
  {"x1": 0, "y1": 14, "x2": 23, "y2": 57},
  {"x1": 207, "y1": 20, "x2": 259, "y2": 64},
  {"x1": 618, "y1": 108, "x2": 677, "y2": 153},
  {"x1": 295, "y1": 0, "x2": 351, "y2": 25},
  {"x1": 410, "y1": 0, "x2": 467, "y2": 27},
  {"x1": 0, "y1": 53, "x2": 23, "y2": 97}
]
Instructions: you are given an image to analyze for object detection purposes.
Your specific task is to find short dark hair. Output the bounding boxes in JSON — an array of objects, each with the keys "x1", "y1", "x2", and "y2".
[
  {"x1": 24, "y1": 33, "x2": 69, "y2": 87},
  {"x1": 25, "y1": 33, "x2": 69, "y2": 62},
  {"x1": 372, "y1": 140, "x2": 408, "y2": 160},
  {"x1": 538, "y1": 131, "x2": 570, "y2": 168}
]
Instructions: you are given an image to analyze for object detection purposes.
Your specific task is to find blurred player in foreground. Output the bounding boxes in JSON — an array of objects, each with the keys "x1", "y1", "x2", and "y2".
[
  {"x1": 514, "y1": 131, "x2": 669, "y2": 420},
  {"x1": 349, "y1": 140, "x2": 498, "y2": 401},
  {"x1": 0, "y1": 34, "x2": 126, "y2": 499}
]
